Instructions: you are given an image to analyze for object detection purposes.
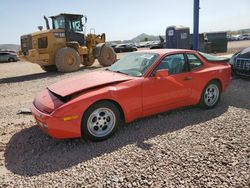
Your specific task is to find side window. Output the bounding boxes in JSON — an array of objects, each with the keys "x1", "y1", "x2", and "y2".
[
  {"x1": 38, "y1": 37, "x2": 48, "y2": 49},
  {"x1": 153, "y1": 54, "x2": 186, "y2": 75},
  {"x1": 187, "y1": 54, "x2": 203, "y2": 70}
]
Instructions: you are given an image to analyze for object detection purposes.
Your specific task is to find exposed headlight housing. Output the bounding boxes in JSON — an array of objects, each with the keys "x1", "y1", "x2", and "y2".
[
  {"x1": 54, "y1": 32, "x2": 65, "y2": 38},
  {"x1": 229, "y1": 55, "x2": 236, "y2": 66}
]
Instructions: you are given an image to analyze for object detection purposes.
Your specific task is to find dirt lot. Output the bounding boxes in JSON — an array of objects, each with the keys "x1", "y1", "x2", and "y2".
[
  {"x1": 0, "y1": 42, "x2": 249, "y2": 187},
  {"x1": 228, "y1": 40, "x2": 250, "y2": 51},
  {"x1": 217, "y1": 40, "x2": 250, "y2": 55}
]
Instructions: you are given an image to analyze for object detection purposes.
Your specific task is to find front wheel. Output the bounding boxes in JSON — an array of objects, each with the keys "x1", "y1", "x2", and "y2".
[
  {"x1": 199, "y1": 81, "x2": 221, "y2": 109},
  {"x1": 82, "y1": 101, "x2": 120, "y2": 141},
  {"x1": 98, "y1": 46, "x2": 116, "y2": 67},
  {"x1": 55, "y1": 47, "x2": 81, "y2": 72}
]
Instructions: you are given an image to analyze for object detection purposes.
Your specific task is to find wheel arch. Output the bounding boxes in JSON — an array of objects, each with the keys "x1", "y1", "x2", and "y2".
[
  {"x1": 200, "y1": 78, "x2": 222, "y2": 98},
  {"x1": 81, "y1": 99, "x2": 125, "y2": 133},
  {"x1": 66, "y1": 41, "x2": 80, "y2": 50},
  {"x1": 98, "y1": 99, "x2": 124, "y2": 120},
  {"x1": 208, "y1": 78, "x2": 222, "y2": 90},
  {"x1": 80, "y1": 99, "x2": 125, "y2": 139},
  {"x1": 8, "y1": 57, "x2": 15, "y2": 62},
  {"x1": 198, "y1": 78, "x2": 222, "y2": 108}
]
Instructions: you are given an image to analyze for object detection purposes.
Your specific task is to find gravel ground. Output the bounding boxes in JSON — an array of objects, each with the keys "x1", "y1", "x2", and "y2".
[{"x1": 0, "y1": 54, "x2": 250, "y2": 187}]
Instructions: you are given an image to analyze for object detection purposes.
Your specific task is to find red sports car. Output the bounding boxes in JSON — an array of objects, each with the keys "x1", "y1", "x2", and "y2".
[{"x1": 32, "y1": 49, "x2": 231, "y2": 141}]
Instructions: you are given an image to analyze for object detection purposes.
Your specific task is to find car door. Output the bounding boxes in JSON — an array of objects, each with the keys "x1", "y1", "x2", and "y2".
[
  {"x1": 0, "y1": 52, "x2": 8, "y2": 62},
  {"x1": 119, "y1": 45, "x2": 125, "y2": 52},
  {"x1": 142, "y1": 53, "x2": 193, "y2": 116},
  {"x1": 0, "y1": 53, "x2": 3, "y2": 62},
  {"x1": 124, "y1": 45, "x2": 130, "y2": 52},
  {"x1": 185, "y1": 53, "x2": 207, "y2": 103}
]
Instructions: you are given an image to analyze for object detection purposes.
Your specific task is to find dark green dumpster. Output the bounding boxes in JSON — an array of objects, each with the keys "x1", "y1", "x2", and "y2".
[{"x1": 204, "y1": 32, "x2": 228, "y2": 53}]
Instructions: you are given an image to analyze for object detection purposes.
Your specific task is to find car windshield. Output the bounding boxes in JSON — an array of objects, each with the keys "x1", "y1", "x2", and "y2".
[
  {"x1": 53, "y1": 16, "x2": 65, "y2": 29},
  {"x1": 108, "y1": 52, "x2": 159, "y2": 77}
]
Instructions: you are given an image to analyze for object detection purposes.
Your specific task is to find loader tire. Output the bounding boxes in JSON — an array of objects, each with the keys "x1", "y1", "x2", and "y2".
[
  {"x1": 55, "y1": 47, "x2": 81, "y2": 72},
  {"x1": 98, "y1": 46, "x2": 116, "y2": 67},
  {"x1": 40, "y1": 65, "x2": 57, "y2": 72}
]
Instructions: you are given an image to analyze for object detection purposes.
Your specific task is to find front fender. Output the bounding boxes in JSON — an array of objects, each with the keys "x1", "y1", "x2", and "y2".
[{"x1": 52, "y1": 81, "x2": 143, "y2": 124}]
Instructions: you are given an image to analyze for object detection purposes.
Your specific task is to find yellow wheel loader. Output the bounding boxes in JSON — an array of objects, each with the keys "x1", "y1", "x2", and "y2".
[{"x1": 20, "y1": 13, "x2": 116, "y2": 72}]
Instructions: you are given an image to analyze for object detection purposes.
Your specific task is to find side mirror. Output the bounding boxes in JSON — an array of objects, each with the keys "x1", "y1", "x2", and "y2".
[{"x1": 155, "y1": 69, "x2": 169, "y2": 79}]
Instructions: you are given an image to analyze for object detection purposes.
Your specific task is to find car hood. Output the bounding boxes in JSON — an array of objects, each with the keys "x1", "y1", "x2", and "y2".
[
  {"x1": 48, "y1": 70, "x2": 134, "y2": 97},
  {"x1": 236, "y1": 47, "x2": 250, "y2": 58}
]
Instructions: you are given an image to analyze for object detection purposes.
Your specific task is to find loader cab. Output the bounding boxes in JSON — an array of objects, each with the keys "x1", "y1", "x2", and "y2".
[{"x1": 50, "y1": 14, "x2": 86, "y2": 45}]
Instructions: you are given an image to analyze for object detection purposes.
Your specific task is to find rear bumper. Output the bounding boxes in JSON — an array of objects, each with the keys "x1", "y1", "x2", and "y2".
[{"x1": 31, "y1": 104, "x2": 81, "y2": 139}]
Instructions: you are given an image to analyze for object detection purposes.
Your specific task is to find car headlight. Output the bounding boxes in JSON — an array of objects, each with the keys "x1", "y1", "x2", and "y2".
[
  {"x1": 54, "y1": 32, "x2": 65, "y2": 38},
  {"x1": 229, "y1": 55, "x2": 236, "y2": 66},
  {"x1": 229, "y1": 58, "x2": 234, "y2": 65}
]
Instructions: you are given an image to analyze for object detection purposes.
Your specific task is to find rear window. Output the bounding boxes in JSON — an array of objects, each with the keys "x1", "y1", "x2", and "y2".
[{"x1": 199, "y1": 52, "x2": 229, "y2": 62}]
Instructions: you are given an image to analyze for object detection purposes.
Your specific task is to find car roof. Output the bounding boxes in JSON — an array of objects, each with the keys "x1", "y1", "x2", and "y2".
[
  {"x1": 50, "y1": 13, "x2": 83, "y2": 18},
  {"x1": 136, "y1": 49, "x2": 195, "y2": 56},
  {"x1": 0, "y1": 51, "x2": 12, "y2": 54}
]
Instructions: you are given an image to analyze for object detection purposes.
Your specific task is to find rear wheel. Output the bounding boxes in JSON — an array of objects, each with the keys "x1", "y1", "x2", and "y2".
[
  {"x1": 98, "y1": 46, "x2": 116, "y2": 67},
  {"x1": 8, "y1": 58, "x2": 15, "y2": 62},
  {"x1": 82, "y1": 101, "x2": 120, "y2": 141},
  {"x1": 40, "y1": 65, "x2": 57, "y2": 72},
  {"x1": 55, "y1": 47, "x2": 80, "y2": 72},
  {"x1": 199, "y1": 80, "x2": 221, "y2": 109}
]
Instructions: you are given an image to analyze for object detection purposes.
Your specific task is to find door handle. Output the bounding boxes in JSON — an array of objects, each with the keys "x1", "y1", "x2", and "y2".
[{"x1": 183, "y1": 77, "x2": 192, "y2": 81}]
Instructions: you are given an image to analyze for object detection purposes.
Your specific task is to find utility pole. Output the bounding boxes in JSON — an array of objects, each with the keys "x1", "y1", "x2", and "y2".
[{"x1": 193, "y1": 0, "x2": 200, "y2": 50}]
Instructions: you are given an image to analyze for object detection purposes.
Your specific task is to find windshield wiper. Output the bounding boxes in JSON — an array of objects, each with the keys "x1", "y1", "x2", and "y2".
[
  {"x1": 106, "y1": 68, "x2": 130, "y2": 75},
  {"x1": 112, "y1": 70, "x2": 129, "y2": 75}
]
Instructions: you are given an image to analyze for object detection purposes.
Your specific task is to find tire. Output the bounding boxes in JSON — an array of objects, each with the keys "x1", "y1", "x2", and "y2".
[
  {"x1": 55, "y1": 47, "x2": 80, "y2": 72},
  {"x1": 98, "y1": 46, "x2": 116, "y2": 67},
  {"x1": 8, "y1": 58, "x2": 15, "y2": 62},
  {"x1": 199, "y1": 80, "x2": 221, "y2": 109},
  {"x1": 40, "y1": 65, "x2": 57, "y2": 72},
  {"x1": 82, "y1": 101, "x2": 121, "y2": 141}
]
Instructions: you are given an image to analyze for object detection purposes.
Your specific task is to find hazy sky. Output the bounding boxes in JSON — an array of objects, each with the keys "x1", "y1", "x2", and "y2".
[{"x1": 0, "y1": 0, "x2": 249, "y2": 44}]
